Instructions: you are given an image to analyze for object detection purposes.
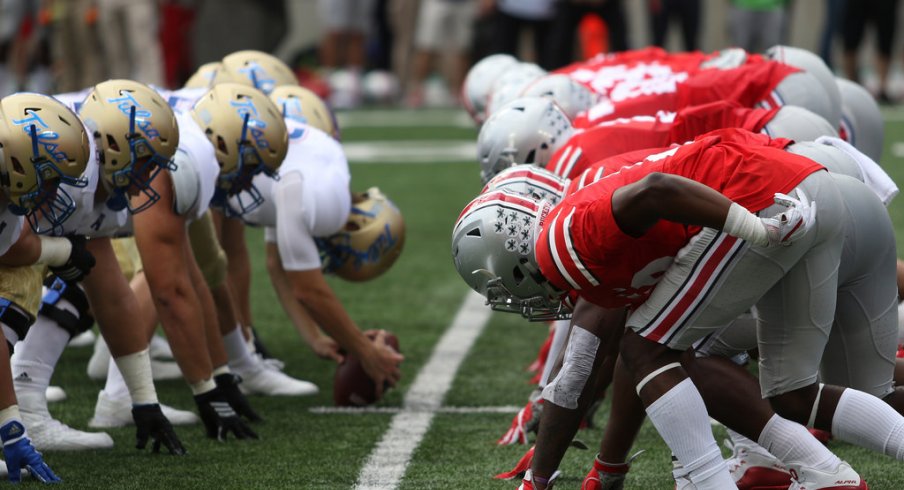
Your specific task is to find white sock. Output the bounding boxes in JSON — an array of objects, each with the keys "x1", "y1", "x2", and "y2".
[
  {"x1": 103, "y1": 358, "x2": 130, "y2": 401},
  {"x1": 646, "y1": 378, "x2": 737, "y2": 489},
  {"x1": 832, "y1": 388, "x2": 904, "y2": 460},
  {"x1": 758, "y1": 414, "x2": 840, "y2": 472},
  {"x1": 223, "y1": 326, "x2": 257, "y2": 375},
  {"x1": 16, "y1": 302, "x2": 77, "y2": 367}
]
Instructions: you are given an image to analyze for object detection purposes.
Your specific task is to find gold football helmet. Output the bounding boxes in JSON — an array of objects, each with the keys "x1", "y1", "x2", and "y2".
[
  {"x1": 78, "y1": 79, "x2": 180, "y2": 213},
  {"x1": 269, "y1": 85, "x2": 339, "y2": 140},
  {"x1": 213, "y1": 50, "x2": 297, "y2": 95},
  {"x1": 184, "y1": 62, "x2": 222, "y2": 89},
  {"x1": 319, "y1": 187, "x2": 405, "y2": 282},
  {"x1": 191, "y1": 82, "x2": 288, "y2": 215},
  {"x1": 0, "y1": 93, "x2": 90, "y2": 232}
]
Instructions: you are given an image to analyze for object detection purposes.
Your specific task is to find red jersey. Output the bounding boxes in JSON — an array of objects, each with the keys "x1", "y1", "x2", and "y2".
[
  {"x1": 572, "y1": 61, "x2": 799, "y2": 128},
  {"x1": 534, "y1": 129, "x2": 822, "y2": 309},
  {"x1": 547, "y1": 101, "x2": 780, "y2": 179}
]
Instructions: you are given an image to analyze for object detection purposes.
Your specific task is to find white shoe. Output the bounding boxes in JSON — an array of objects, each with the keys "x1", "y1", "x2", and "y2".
[
  {"x1": 788, "y1": 461, "x2": 867, "y2": 490},
  {"x1": 725, "y1": 439, "x2": 791, "y2": 489},
  {"x1": 235, "y1": 365, "x2": 318, "y2": 396},
  {"x1": 257, "y1": 353, "x2": 285, "y2": 372},
  {"x1": 21, "y1": 410, "x2": 113, "y2": 451},
  {"x1": 86, "y1": 337, "x2": 110, "y2": 380},
  {"x1": 45, "y1": 386, "x2": 66, "y2": 403},
  {"x1": 151, "y1": 359, "x2": 182, "y2": 381},
  {"x1": 88, "y1": 391, "x2": 199, "y2": 429},
  {"x1": 68, "y1": 330, "x2": 96, "y2": 348},
  {"x1": 149, "y1": 335, "x2": 173, "y2": 359}
]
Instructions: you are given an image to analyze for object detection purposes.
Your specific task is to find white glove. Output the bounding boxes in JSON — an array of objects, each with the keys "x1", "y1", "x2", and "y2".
[{"x1": 760, "y1": 188, "x2": 816, "y2": 246}]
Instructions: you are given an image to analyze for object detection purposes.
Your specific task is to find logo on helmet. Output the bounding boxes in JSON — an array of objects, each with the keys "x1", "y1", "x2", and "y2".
[
  {"x1": 106, "y1": 92, "x2": 161, "y2": 140},
  {"x1": 12, "y1": 110, "x2": 71, "y2": 163},
  {"x1": 229, "y1": 98, "x2": 271, "y2": 150},
  {"x1": 238, "y1": 62, "x2": 276, "y2": 93}
]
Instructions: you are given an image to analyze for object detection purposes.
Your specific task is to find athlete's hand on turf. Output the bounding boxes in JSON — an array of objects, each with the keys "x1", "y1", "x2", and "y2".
[
  {"x1": 132, "y1": 404, "x2": 187, "y2": 455},
  {"x1": 360, "y1": 330, "x2": 403, "y2": 398},
  {"x1": 1, "y1": 421, "x2": 60, "y2": 484},
  {"x1": 49, "y1": 235, "x2": 96, "y2": 283},
  {"x1": 213, "y1": 373, "x2": 263, "y2": 422},
  {"x1": 194, "y1": 386, "x2": 259, "y2": 442},
  {"x1": 762, "y1": 189, "x2": 816, "y2": 246},
  {"x1": 311, "y1": 335, "x2": 344, "y2": 363}
]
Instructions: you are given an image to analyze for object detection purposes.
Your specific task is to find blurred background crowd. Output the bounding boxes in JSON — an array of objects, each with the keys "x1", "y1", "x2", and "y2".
[{"x1": 2, "y1": 0, "x2": 904, "y2": 109}]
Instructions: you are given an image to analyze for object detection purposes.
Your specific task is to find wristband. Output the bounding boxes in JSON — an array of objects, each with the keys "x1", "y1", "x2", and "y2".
[
  {"x1": 722, "y1": 202, "x2": 769, "y2": 247},
  {"x1": 37, "y1": 237, "x2": 73, "y2": 267}
]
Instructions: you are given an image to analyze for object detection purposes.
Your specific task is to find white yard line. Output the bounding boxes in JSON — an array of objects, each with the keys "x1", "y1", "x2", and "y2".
[
  {"x1": 343, "y1": 140, "x2": 476, "y2": 164},
  {"x1": 353, "y1": 291, "x2": 493, "y2": 490}
]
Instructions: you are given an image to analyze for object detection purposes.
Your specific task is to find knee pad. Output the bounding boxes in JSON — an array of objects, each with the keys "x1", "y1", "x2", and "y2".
[
  {"x1": 541, "y1": 326, "x2": 599, "y2": 409},
  {"x1": 0, "y1": 298, "x2": 31, "y2": 344},
  {"x1": 39, "y1": 276, "x2": 94, "y2": 338}
]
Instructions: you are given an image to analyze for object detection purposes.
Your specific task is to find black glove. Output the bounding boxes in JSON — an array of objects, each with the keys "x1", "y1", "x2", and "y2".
[
  {"x1": 214, "y1": 373, "x2": 263, "y2": 423},
  {"x1": 193, "y1": 386, "x2": 259, "y2": 442},
  {"x1": 132, "y1": 404, "x2": 187, "y2": 455},
  {"x1": 49, "y1": 235, "x2": 96, "y2": 283}
]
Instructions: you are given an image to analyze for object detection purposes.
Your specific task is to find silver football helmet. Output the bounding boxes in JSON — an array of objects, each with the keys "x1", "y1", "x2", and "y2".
[
  {"x1": 485, "y1": 62, "x2": 548, "y2": 117},
  {"x1": 786, "y1": 141, "x2": 862, "y2": 180},
  {"x1": 452, "y1": 189, "x2": 568, "y2": 320},
  {"x1": 477, "y1": 97, "x2": 574, "y2": 184},
  {"x1": 522, "y1": 74, "x2": 596, "y2": 121},
  {"x1": 483, "y1": 164, "x2": 569, "y2": 206},
  {"x1": 836, "y1": 77, "x2": 883, "y2": 161},
  {"x1": 761, "y1": 105, "x2": 838, "y2": 142},
  {"x1": 765, "y1": 45, "x2": 841, "y2": 129},
  {"x1": 462, "y1": 54, "x2": 519, "y2": 126}
]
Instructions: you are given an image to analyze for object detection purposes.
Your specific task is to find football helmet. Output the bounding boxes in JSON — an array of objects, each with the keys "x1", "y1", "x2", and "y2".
[
  {"x1": 761, "y1": 105, "x2": 838, "y2": 142},
  {"x1": 462, "y1": 54, "x2": 519, "y2": 125},
  {"x1": 269, "y1": 85, "x2": 340, "y2": 140},
  {"x1": 318, "y1": 187, "x2": 405, "y2": 282},
  {"x1": 191, "y1": 82, "x2": 288, "y2": 215},
  {"x1": 836, "y1": 77, "x2": 883, "y2": 161},
  {"x1": 786, "y1": 141, "x2": 862, "y2": 180},
  {"x1": 477, "y1": 97, "x2": 574, "y2": 184},
  {"x1": 79, "y1": 79, "x2": 180, "y2": 213},
  {"x1": 184, "y1": 62, "x2": 222, "y2": 89},
  {"x1": 483, "y1": 165, "x2": 569, "y2": 206},
  {"x1": 521, "y1": 74, "x2": 596, "y2": 121},
  {"x1": 452, "y1": 190, "x2": 567, "y2": 320},
  {"x1": 0, "y1": 93, "x2": 90, "y2": 233},
  {"x1": 485, "y1": 63, "x2": 548, "y2": 117},
  {"x1": 213, "y1": 50, "x2": 297, "y2": 95},
  {"x1": 699, "y1": 47, "x2": 748, "y2": 70},
  {"x1": 765, "y1": 45, "x2": 841, "y2": 128}
]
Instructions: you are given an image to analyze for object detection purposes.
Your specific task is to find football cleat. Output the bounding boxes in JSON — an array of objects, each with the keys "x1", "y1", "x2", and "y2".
[
  {"x1": 67, "y1": 330, "x2": 96, "y2": 348},
  {"x1": 495, "y1": 446, "x2": 534, "y2": 480},
  {"x1": 809, "y1": 428, "x2": 833, "y2": 445},
  {"x1": 21, "y1": 410, "x2": 113, "y2": 451},
  {"x1": 498, "y1": 398, "x2": 542, "y2": 445},
  {"x1": 45, "y1": 386, "x2": 66, "y2": 403},
  {"x1": 149, "y1": 334, "x2": 174, "y2": 360},
  {"x1": 788, "y1": 461, "x2": 867, "y2": 490},
  {"x1": 86, "y1": 337, "x2": 111, "y2": 380},
  {"x1": 724, "y1": 439, "x2": 792, "y2": 489},
  {"x1": 151, "y1": 359, "x2": 183, "y2": 381},
  {"x1": 234, "y1": 365, "x2": 319, "y2": 397},
  {"x1": 582, "y1": 451, "x2": 645, "y2": 490},
  {"x1": 88, "y1": 390, "x2": 199, "y2": 428},
  {"x1": 519, "y1": 469, "x2": 561, "y2": 490}
]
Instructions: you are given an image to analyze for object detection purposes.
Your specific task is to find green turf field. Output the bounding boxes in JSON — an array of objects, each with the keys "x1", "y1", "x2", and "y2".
[{"x1": 34, "y1": 107, "x2": 904, "y2": 488}]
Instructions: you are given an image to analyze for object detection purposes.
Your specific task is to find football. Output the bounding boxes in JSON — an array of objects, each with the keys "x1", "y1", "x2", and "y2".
[{"x1": 333, "y1": 331, "x2": 400, "y2": 406}]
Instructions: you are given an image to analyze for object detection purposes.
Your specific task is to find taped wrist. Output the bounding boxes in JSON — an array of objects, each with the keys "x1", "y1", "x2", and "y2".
[
  {"x1": 723, "y1": 202, "x2": 768, "y2": 247},
  {"x1": 0, "y1": 406, "x2": 23, "y2": 445},
  {"x1": 39, "y1": 276, "x2": 94, "y2": 338},
  {"x1": 190, "y1": 378, "x2": 216, "y2": 395},
  {"x1": 114, "y1": 348, "x2": 158, "y2": 405},
  {"x1": 37, "y1": 237, "x2": 72, "y2": 267}
]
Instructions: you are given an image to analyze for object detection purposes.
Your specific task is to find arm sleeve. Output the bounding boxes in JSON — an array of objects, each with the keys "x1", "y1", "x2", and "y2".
[{"x1": 274, "y1": 172, "x2": 322, "y2": 271}]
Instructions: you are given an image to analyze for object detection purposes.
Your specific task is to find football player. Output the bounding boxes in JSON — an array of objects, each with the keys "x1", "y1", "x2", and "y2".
[{"x1": 453, "y1": 129, "x2": 904, "y2": 489}]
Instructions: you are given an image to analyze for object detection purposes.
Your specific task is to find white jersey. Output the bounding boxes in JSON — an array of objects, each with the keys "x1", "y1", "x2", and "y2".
[
  {"x1": 169, "y1": 111, "x2": 219, "y2": 222},
  {"x1": 239, "y1": 119, "x2": 351, "y2": 271},
  {"x1": 155, "y1": 86, "x2": 207, "y2": 113}
]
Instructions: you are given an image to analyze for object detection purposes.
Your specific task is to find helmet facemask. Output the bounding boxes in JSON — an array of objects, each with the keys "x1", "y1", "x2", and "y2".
[{"x1": 6, "y1": 118, "x2": 88, "y2": 234}]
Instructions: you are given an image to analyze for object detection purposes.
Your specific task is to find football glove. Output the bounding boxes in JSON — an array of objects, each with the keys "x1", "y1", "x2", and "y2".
[
  {"x1": 132, "y1": 404, "x2": 187, "y2": 455},
  {"x1": 214, "y1": 373, "x2": 263, "y2": 422},
  {"x1": 497, "y1": 399, "x2": 541, "y2": 446},
  {"x1": 0, "y1": 420, "x2": 60, "y2": 483},
  {"x1": 48, "y1": 235, "x2": 96, "y2": 283},
  {"x1": 761, "y1": 189, "x2": 816, "y2": 246},
  {"x1": 193, "y1": 387, "x2": 259, "y2": 442}
]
